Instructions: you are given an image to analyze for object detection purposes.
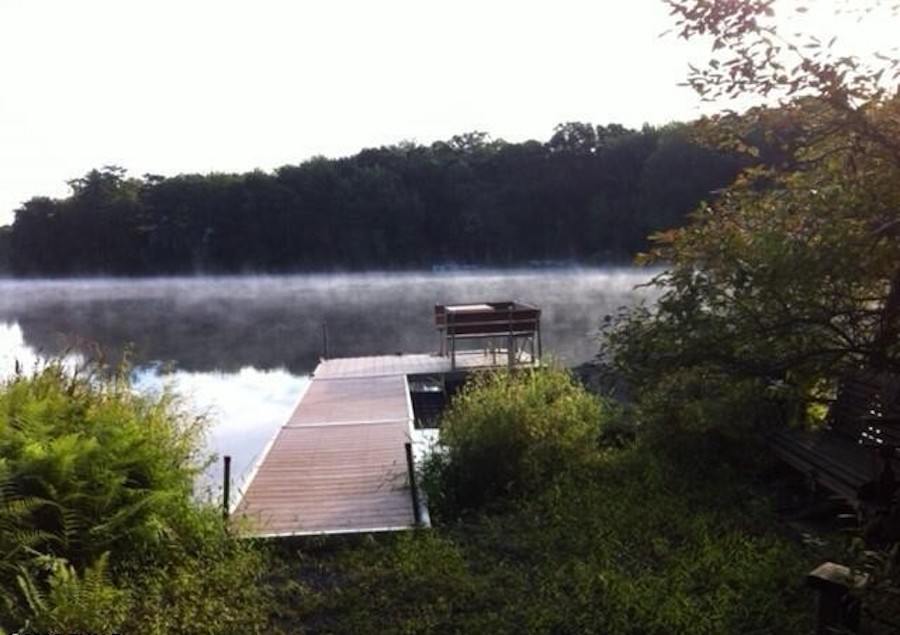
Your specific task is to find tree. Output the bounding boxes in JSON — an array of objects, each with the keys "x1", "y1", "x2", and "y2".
[
  {"x1": 606, "y1": 2, "x2": 900, "y2": 437},
  {"x1": 1, "y1": 125, "x2": 742, "y2": 275},
  {"x1": 603, "y1": 4, "x2": 900, "y2": 623}
]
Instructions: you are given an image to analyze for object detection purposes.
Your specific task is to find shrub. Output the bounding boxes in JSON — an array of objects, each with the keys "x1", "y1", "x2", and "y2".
[
  {"x1": 0, "y1": 361, "x2": 270, "y2": 634},
  {"x1": 123, "y1": 522, "x2": 270, "y2": 635},
  {"x1": 0, "y1": 361, "x2": 203, "y2": 571},
  {"x1": 423, "y1": 367, "x2": 605, "y2": 517}
]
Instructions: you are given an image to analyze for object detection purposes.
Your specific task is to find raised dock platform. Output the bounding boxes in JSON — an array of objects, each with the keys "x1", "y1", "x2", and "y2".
[{"x1": 232, "y1": 302, "x2": 541, "y2": 537}]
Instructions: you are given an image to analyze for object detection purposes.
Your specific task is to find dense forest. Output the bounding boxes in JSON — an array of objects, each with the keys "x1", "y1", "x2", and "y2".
[{"x1": 0, "y1": 123, "x2": 744, "y2": 275}]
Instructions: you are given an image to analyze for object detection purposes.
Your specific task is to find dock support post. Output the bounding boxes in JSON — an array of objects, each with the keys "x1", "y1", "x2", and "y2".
[
  {"x1": 507, "y1": 305, "x2": 514, "y2": 369},
  {"x1": 321, "y1": 322, "x2": 329, "y2": 359},
  {"x1": 222, "y1": 455, "x2": 232, "y2": 520},
  {"x1": 449, "y1": 310, "x2": 456, "y2": 371},
  {"x1": 404, "y1": 442, "x2": 423, "y2": 526}
]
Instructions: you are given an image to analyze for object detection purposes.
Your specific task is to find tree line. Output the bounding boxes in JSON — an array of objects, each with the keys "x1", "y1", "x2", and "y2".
[{"x1": 0, "y1": 122, "x2": 744, "y2": 276}]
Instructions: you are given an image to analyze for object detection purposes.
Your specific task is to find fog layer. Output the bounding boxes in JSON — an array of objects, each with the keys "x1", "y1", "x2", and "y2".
[{"x1": 0, "y1": 269, "x2": 656, "y2": 374}]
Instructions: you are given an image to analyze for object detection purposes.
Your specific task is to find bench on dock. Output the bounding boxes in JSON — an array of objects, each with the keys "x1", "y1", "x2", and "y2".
[
  {"x1": 771, "y1": 371, "x2": 900, "y2": 512},
  {"x1": 435, "y1": 301, "x2": 541, "y2": 370}
]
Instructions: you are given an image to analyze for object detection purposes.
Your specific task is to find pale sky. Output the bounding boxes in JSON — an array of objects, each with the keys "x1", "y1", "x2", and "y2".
[{"x1": 0, "y1": 0, "x2": 897, "y2": 225}]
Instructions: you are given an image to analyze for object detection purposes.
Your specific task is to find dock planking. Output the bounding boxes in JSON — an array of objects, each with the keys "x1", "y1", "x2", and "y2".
[{"x1": 232, "y1": 371, "x2": 417, "y2": 536}]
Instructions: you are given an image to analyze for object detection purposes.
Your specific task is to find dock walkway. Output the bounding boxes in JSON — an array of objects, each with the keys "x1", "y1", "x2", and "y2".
[
  {"x1": 232, "y1": 372, "x2": 413, "y2": 536},
  {"x1": 234, "y1": 351, "x2": 534, "y2": 536},
  {"x1": 233, "y1": 348, "x2": 535, "y2": 537}
]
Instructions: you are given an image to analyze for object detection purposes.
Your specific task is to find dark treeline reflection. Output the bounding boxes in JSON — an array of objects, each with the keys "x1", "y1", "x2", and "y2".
[
  {"x1": 0, "y1": 123, "x2": 742, "y2": 275},
  {"x1": 1, "y1": 270, "x2": 654, "y2": 374}
]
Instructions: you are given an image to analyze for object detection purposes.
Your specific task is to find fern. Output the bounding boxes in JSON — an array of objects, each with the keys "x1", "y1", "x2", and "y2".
[
  {"x1": 19, "y1": 553, "x2": 131, "y2": 633},
  {"x1": 0, "y1": 359, "x2": 268, "y2": 633}
]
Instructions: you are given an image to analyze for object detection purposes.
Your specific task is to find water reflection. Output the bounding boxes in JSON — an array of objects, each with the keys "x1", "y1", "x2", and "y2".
[{"x1": 133, "y1": 365, "x2": 307, "y2": 498}]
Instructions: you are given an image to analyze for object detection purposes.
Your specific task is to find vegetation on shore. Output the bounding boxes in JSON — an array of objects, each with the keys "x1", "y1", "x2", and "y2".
[
  {"x1": 0, "y1": 362, "x2": 824, "y2": 635},
  {"x1": 601, "y1": 0, "x2": 900, "y2": 629},
  {"x1": 266, "y1": 368, "x2": 818, "y2": 635},
  {"x1": 0, "y1": 362, "x2": 270, "y2": 634}
]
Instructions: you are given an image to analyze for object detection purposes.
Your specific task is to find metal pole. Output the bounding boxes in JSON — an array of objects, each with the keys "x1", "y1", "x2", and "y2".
[
  {"x1": 449, "y1": 312, "x2": 456, "y2": 371},
  {"x1": 321, "y1": 322, "x2": 329, "y2": 359},
  {"x1": 507, "y1": 306, "x2": 514, "y2": 369},
  {"x1": 404, "y1": 442, "x2": 422, "y2": 526},
  {"x1": 222, "y1": 455, "x2": 232, "y2": 520}
]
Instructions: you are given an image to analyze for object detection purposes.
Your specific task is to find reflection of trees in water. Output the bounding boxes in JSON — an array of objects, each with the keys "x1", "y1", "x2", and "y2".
[{"x1": 1, "y1": 271, "x2": 654, "y2": 374}]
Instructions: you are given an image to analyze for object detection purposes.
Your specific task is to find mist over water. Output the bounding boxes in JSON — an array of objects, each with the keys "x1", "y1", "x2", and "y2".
[
  {"x1": 0, "y1": 268, "x2": 656, "y2": 373},
  {"x1": 0, "y1": 268, "x2": 657, "y2": 492}
]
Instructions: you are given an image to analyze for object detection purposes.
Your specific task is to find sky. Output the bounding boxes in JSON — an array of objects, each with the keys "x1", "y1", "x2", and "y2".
[{"x1": 0, "y1": 0, "x2": 897, "y2": 226}]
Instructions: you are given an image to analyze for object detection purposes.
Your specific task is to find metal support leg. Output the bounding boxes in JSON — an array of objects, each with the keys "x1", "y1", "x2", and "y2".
[
  {"x1": 405, "y1": 442, "x2": 423, "y2": 526},
  {"x1": 222, "y1": 455, "x2": 232, "y2": 520},
  {"x1": 450, "y1": 334, "x2": 456, "y2": 371}
]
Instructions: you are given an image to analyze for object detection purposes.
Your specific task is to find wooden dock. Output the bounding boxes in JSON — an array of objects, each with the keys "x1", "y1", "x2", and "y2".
[
  {"x1": 232, "y1": 352, "x2": 534, "y2": 537},
  {"x1": 232, "y1": 303, "x2": 541, "y2": 537}
]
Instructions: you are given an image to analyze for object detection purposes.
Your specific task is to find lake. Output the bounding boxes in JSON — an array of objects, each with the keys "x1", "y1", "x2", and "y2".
[{"x1": 0, "y1": 268, "x2": 655, "y2": 497}]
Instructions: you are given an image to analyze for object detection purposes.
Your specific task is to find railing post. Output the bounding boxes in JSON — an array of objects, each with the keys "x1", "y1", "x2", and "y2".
[
  {"x1": 222, "y1": 455, "x2": 232, "y2": 520},
  {"x1": 321, "y1": 322, "x2": 329, "y2": 359},
  {"x1": 404, "y1": 442, "x2": 422, "y2": 526}
]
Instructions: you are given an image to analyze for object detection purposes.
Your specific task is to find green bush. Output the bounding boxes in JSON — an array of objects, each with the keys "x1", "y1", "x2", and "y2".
[
  {"x1": 422, "y1": 367, "x2": 606, "y2": 517},
  {"x1": 0, "y1": 361, "x2": 270, "y2": 634},
  {"x1": 123, "y1": 524, "x2": 270, "y2": 635},
  {"x1": 0, "y1": 362, "x2": 202, "y2": 570}
]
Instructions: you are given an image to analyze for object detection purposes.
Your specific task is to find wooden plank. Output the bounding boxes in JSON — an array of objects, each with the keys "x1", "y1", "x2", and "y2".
[{"x1": 287, "y1": 376, "x2": 409, "y2": 426}]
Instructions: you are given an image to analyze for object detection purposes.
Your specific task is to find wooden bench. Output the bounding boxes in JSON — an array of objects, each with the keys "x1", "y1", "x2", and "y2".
[
  {"x1": 771, "y1": 371, "x2": 900, "y2": 510},
  {"x1": 434, "y1": 302, "x2": 541, "y2": 370}
]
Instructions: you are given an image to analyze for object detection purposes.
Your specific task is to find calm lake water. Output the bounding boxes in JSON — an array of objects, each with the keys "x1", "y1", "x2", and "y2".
[{"x1": 0, "y1": 269, "x2": 655, "y2": 496}]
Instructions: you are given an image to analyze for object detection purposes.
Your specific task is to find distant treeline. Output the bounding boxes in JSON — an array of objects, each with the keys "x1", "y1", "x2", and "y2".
[{"x1": 0, "y1": 122, "x2": 744, "y2": 275}]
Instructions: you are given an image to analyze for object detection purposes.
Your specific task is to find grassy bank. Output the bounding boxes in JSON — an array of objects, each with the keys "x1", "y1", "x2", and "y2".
[
  {"x1": 269, "y1": 444, "x2": 820, "y2": 634},
  {"x1": 267, "y1": 369, "x2": 822, "y2": 635}
]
